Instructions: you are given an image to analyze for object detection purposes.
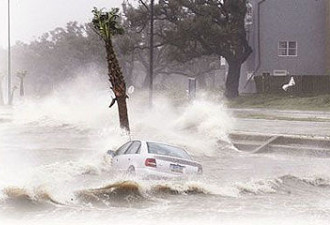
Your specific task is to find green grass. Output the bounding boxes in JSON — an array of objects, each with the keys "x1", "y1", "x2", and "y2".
[{"x1": 227, "y1": 94, "x2": 330, "y2": 111}]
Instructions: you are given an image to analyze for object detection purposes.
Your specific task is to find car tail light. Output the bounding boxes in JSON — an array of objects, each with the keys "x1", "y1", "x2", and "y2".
[
  {"x1": 198, "y1": 166, "x2": 203, "y2": 174},
  {"x1": 145, "y1": 158, "x2": 157, "y2": 167}
]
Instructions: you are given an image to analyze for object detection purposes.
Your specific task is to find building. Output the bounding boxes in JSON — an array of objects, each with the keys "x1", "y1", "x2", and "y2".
[{"x1": 241, "y1": 0, "x2": 330, "y2": 93}]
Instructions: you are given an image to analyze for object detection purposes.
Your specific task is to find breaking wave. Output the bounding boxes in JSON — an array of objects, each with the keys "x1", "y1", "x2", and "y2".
[
  {"x1": 2, "y1": 174, "x2": 330, "y2": 210},
  {"x1": 1, "y1": 186, "x2": 61, "y2": 209},
  {"x1": 76, "y1": 180, "x2": 211, "y2": 204},
  {"x1": 76, "y1": 181, "x2": 145, "y2": 205},
  {"x1": 236, "y1": 174, "x2": 330, "y2": 195},
  {"x1": 150, "y1": 183, "x2": 209, "y2": 195},
  {"x1": 0, "y1": 180, "x2": 213, "y2": 209}
]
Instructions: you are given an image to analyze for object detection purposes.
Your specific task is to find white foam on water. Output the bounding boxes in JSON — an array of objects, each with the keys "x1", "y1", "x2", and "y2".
[
  {"x1": 0, "y1": 74, "x2": 236, "y2": 210},
  {"x1": 0, "y1": 211, "x2": 329, "y2": 225},
  {"x1": 7, "y1": 74, "x2": 234, "y2": 157}
]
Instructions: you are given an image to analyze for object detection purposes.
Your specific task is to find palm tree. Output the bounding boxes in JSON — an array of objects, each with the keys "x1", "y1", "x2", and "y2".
[{"x1": 91, "y1": 7, "x2": 130, "y2": 131}]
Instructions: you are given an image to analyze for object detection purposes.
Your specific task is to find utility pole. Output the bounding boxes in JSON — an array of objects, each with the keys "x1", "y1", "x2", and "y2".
[
  {"x1": 149, "y1": 0, "x2": 154, "y2": 107},
  {"x1": 326, "y1": 0, "x2": 330, "y2": 73},
  {"x1": 7, "y1": 0, "x2": 11, "y2": 105}
]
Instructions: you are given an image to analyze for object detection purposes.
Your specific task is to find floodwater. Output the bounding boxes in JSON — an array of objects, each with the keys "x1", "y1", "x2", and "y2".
[{"x1": 1, "y1": 77, "x2": 330, "y2": 225}]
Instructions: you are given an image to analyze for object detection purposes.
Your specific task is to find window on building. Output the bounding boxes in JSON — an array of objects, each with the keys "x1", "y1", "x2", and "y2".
[{"x1": 278, "y1": 41, "x2": 297, "y2": 56}]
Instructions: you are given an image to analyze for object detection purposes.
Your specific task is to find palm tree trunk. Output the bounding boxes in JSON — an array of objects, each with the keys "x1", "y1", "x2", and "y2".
[
  {"x1": 106, "y1": 41, "x2": 130, "y2": 131},
  {"x1": 117, "y1": 95, "x2": 130, "y2": 130}
]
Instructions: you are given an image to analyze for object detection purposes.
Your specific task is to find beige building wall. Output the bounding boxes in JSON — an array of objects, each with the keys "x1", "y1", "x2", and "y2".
[{"x1": 327, "y1": 0, "x2": 330, "y2": 74}]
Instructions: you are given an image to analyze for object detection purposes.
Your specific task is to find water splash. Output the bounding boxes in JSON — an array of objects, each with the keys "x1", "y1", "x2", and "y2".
[{"x1": 6, "y1": 74, "x2": 234, "y2": 157}]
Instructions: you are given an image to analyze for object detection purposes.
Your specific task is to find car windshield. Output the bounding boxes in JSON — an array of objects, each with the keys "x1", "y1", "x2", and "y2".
[{"x1": 147, "y1": 142, "x2": 192, "y2": 160}]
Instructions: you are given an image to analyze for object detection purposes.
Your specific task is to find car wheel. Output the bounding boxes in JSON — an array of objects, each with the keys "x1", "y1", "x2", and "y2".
[{"x1": 127, "y1": 166, "x2": 135, "y2": 176}]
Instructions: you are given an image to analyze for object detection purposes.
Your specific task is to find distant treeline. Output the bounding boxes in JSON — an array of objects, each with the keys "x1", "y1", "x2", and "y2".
[
  {"x1": 1, "y1": 22, "x2": 107, "y2": 95},
  {"x1": 0, "y1": 1, "x2": 252, "y2": 97},
  {"x1": 0, "y1": 21, "x2": 220, "y2": 96}
]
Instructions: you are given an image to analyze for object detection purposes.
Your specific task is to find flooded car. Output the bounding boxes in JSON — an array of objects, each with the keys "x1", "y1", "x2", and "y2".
[{"x1": 107, "y1": 141, "x2": 203, "y2": 178}]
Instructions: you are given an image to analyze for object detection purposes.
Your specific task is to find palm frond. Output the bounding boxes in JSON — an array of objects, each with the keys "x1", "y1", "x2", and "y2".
[{"x1": 91, "y1": 7, "x2": 125, "y2": 41}]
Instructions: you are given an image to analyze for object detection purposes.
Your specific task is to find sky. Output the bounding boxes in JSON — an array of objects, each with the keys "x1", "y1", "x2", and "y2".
[{"x1": 0, "y1": 0, "x2": 129, "y2": 48}]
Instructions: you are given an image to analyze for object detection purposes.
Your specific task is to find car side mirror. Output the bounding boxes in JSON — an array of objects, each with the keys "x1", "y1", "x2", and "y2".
[{"x1": 107, "y1": 150, "x2": 116, "y2": 157}]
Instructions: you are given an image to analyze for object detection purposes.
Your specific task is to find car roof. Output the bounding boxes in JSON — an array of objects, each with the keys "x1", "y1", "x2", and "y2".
[
  {"x1": 132, "y1": 140, "x2": 179, "y2": 147},
  {"x1": 127, "y1": 140, "x2": 195, "y2": 161},
  {"x1": 136, "y1": 140, "x2": 190, "y2": 153}
]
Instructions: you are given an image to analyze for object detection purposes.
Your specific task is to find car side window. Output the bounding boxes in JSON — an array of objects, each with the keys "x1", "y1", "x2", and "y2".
[
  {"x1": 116, "y1": 142, "x2": 132, "y2": 155},
  {"x1": 124, "y1": 141, "x2": 141, "y2": 154}
]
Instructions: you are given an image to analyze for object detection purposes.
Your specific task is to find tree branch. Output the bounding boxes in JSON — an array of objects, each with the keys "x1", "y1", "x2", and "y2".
[{"x1": 138, "y1": 0, "x2": 150, "y2": 11}]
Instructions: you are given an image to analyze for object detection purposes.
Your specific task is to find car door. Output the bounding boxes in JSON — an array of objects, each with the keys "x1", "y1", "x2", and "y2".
[
  {"x1": 112, "y1": 142, "x2": 132, "y2": 170},
  {"x1": 120, "y1": 141, "x2": 141, "y2": 171},
  {"x1": 123, "y1": 141, "x2": 142, "y2": 169}
]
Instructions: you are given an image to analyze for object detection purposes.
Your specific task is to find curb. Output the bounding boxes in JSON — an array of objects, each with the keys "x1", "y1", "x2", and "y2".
[{"x1": 229, "y1": 132, "x2": 330, "y2": 157}]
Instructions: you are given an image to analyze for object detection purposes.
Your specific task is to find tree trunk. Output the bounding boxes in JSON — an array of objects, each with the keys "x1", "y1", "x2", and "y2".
[
  {"x1": 117, "y1": 95, "x2": 130, "y2": 130},
  {"x1": 225, "y1": 60, "x2": 241, "y2": 99},
  {"x1": 20, "y1": 78, "x2": 25, "y2": 96},
  {"x1": 210, "y1": 73, "x2": 216, "y2": 90},
  {"x1": 106, "y1": 41, "x2": 130, "y2": 131},
  {"x1": 127, "y1": 52, "x2": 135, "y2": 86},
  {"x1": 0, "y1": 81, "x2": 4, "y2": 105},
  {"x1": 9, "y1": 88, "x2": 16, "y2": 105},
  {"x1": 197, "y1": 75, "x2": 207, "y2": 89},
  {"x1": 143, "y1": 70, "x2": 150, "y2": 88}
]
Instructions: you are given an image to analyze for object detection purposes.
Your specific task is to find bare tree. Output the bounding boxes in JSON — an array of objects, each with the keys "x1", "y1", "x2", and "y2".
[{"x1": 16, "y1": 70, "x2": 27, "y2": 96}]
